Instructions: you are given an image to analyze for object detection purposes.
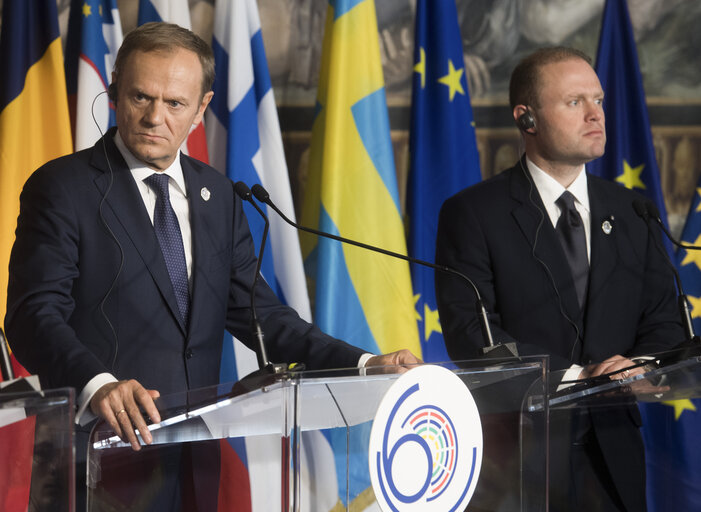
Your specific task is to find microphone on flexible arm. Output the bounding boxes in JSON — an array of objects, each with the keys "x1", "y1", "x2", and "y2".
[
  {"x1": 232, "y1": 182, "x2": 288, "y2": 390},
  {"x1": 632, "y1": 198, "x2": 699, "y2": 345},
  {"x1": 249, "y1": 184, "x2": 516, "y2": 359}
]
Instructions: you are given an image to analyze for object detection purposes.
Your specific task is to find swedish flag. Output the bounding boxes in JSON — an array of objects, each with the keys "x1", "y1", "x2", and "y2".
[
  {"x1": 408, "y1": 0, "x2": 481, "y2": 362},
  {"x1": 301, "y1": 0, "x2": 420, "y2": 505}
]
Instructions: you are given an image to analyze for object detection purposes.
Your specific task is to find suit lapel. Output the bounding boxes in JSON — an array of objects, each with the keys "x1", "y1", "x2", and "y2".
[
  {"x1": 583, "y1": 177, "x2": 618, "y2": 337},
  {"x1": 90, "y1": 131, "x2": 187, "y2": 334},
  {"x1": 509, "y1": 162, "x2": 584, "y2": 325},
  {"x1": 182, "y1": 155, "x2": 220, "y2": 338}
]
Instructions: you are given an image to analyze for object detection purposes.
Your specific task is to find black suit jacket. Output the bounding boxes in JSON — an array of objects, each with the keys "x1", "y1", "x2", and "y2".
[
  {"x1": 435, "y1": 159, "x2": 684, "y2": 511},
  {"x1": 5, "y1": 130, "x2": 365, "y2": 397}
]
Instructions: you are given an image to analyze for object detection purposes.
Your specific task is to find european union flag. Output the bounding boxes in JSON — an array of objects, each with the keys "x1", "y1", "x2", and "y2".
[
  {"x1": 653, "y1": 178, "x2": 701, "y2": 510},
  {"x1": 591, "y1": 1, "x2": 701, "y2": 509},
  {"x1": 408, "y1": 0, "x2": 481, "y2": 363},
  {"x1": 589, "y1": 0, "x2": 673, "y2": 257}
]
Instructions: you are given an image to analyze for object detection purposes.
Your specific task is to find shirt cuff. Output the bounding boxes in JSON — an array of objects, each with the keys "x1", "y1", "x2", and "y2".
[
  {"x1": 555, "y1": 365, "x2": 583, "y2": 392},
  {"x1": 357, "y1": 353, "x2": 374, "y2": 368},
  {"x1": 76, "y1": 373, "x2": 118, "y2": 426}
]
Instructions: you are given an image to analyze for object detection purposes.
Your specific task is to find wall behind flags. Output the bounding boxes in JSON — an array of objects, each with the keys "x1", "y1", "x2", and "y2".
[{"x1": 1, "y1": 0, "x2": 701, "y2": 234}]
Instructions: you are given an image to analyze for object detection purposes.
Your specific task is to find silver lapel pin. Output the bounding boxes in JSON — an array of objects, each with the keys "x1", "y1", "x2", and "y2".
[
  {"x1": 201, "y1": 187, "x2": 211, "y2": 201},
  {"x1": 602, "y1": 215, "x2": 614, "y2": 235}
]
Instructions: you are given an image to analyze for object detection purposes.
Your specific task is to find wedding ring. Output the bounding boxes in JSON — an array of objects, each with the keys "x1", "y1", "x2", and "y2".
[{"x1": 116, "y1": 408, "x2": 127, "y2": 417}]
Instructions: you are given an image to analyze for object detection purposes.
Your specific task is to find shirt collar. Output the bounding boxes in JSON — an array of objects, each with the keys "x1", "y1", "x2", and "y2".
[
  {"x1": 526, "y1": 157, "x2": 589, "y2": 213},
  {"x1": 114, "y1": 130, "x2": 187, "y2": 196}
]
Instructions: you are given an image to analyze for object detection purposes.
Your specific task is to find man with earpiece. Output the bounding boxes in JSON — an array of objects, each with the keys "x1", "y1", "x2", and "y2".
[
  {"x1": 4, "y1": 22, "x2": 420, "y2": 511},
  {"x1": 436, "y1": 47, "x2": 683, "y2": 511}
]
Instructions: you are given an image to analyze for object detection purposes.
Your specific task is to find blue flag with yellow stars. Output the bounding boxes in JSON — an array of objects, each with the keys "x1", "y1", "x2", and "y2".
[
  {"x1": 650, "y1": 177, "x2": 701, "y2": 510},
  {"x1": 589, "y1": 0, "x2": 673, "y2": 257},
  {"x1": 592, "y1": 1, "x2": 701, "y2": 509},
  {"x1": 408, "y1": 0, "x2": 481, "y2": 363}
]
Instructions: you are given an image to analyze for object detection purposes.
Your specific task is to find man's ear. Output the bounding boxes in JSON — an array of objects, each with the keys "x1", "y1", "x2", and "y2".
[
  {"x1": 194, "y1": 91, "x2": 214, "y2": 125},
  {"x1": 514, "y1": 105, "x2": 536, "y2": 133}
]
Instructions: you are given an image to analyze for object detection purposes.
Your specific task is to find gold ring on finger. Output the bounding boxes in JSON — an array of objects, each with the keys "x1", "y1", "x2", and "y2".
[{"x1": 116, "y1": 408, "x2": 127, "y2": 417}]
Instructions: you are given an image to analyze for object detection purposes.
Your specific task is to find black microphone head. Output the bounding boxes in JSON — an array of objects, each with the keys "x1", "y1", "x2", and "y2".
[
  {"x1": 632, "y1": 199, "x2": 649, "y2": 220},
  {"x1": 234, "y1": 181, "x2": 252, "y2": 200},
  {"x1": 251, "y1": 184, "x2": 270, "y2": 203},
  {"x1": 646, "y1": 200, "x2": 661, "y2": 220}
]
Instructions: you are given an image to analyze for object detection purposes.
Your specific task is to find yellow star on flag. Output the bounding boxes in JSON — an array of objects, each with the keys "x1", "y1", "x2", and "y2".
[
  {"x1": 615, "y1": 160, "x2": 646, "y2": 190},
  {"x1": 681, "y1": 234, "x2": 701, "y2": 272},
  {"x1": 662, "y1": 399, "x2": 696, "y2": 420},
  {"x1": 695, "y1": 188, "x2": 701, "y2": 213},
  {"x1": 437, "y1": 59, "x2": 465, "y2": 101},
  {"x1": 414, "y1": 47, "x2": 426, "y2": 89},
  {"x1": 82, "y1": 2, "x2": 92, "y2": 17},
  {"x1": 413, "y1": 294, "x2": 422, "y2": 321},
  {"x1": 688, "y1": 295, "x2": 701, "y2": 319},
  {"x1": 423, "y1": 303, "x2": 442, "y2": 341}
]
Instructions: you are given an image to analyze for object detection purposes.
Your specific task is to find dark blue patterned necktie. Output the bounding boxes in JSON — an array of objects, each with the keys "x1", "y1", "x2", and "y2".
[
  {"x1": 144, "y1": 173, "x2": 190, "y2": 325},
  {"x1": 555, "y1": 191, "x2": 589, "y2": 309}
]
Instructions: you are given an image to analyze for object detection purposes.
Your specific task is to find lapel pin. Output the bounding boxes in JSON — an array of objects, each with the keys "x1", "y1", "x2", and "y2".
[
  {"x1": 602, "y1": 215, "x2": 614, "y2": 235},
  {"x1": 201, "y1": 187, "x2": 211, "y2": 201}
]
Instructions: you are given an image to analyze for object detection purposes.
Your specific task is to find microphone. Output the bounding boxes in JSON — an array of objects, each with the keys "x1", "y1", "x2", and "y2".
[
  {"x1": 1, "y1": 328, "x2": 14, "y2": 382},
  {"x1": 633, "y1": 199, "x2": 697, "y2": 342},
  {"x1": 233, "y1": 181, "x2": 274, "y2": 372},
  {"x1": 643, "y1": 200, "x2": 701, "y2": 251},
  {"x1": 249, "y1": 184, "x2": 514, "y2": 358}
]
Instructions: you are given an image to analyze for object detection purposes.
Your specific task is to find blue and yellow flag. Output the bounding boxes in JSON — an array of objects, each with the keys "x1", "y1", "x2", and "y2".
[
  {"x1": 591, "y1": 1, "x2": 701, "y2": 509},
  {"x1": 301, "y1": 0, "x2": 420, "y2": 506},
  {"x1": 645, "y1": 179, "x2": 701, "y2": 510},
  {"x1": 301, "y1": 0, "x2": 420, "y2": 358},
  {"x1": 408, "y1": 0, "x2": 482, "y2": 363},
  {"x1": 0, "y1": 0, "x2": 73, "y2": 328},
  {"x1": 589, "y1": 0, "x2": 673, "y2": 257}
]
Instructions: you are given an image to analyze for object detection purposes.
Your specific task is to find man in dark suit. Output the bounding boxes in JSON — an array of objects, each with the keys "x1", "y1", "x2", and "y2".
[
  {"x1": 5, "y1": 22, "x2": 419, "y2": 509},
  {"x1": 436, "y1": 47, "x2": 683, "y2": 511}
]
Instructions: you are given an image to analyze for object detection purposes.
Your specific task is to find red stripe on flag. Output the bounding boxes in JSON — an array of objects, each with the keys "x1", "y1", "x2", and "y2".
[
  {"x1": 0, "y1": 416, "x2": 36, "y2": 512},
  {"x1": 187, "y1": 122, "x2": 209, "y2": 164},
  {"x1": 217, "y1": 439, "x2": 251, "y2": 512}
]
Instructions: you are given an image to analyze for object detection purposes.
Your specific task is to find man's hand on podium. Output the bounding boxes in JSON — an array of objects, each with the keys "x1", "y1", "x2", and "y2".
[
  {"x1": 90, "y1": 380, "x2": 161, "y2": 451},
  {"x1": 365, "y1": 349, "x2": 423, "y2": 375},
  {"x1": 581, "y1": 355, "x2": 645, "y2": 381}
]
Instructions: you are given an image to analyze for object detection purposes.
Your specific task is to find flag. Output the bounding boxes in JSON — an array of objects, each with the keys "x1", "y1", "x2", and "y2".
[
  {"x1": 136, "y1": 0, "x2": 209, "y2": 163},
  {"x1": 301, "y1": 0, "x2": 421, "y2": 506},
  {"x1": 589, "y1": 0, "x2": 673, "y2": 257},
  {"x1": 591, "y1": 1, "x2": 700, "y2": 509},
  {"x1": 642, "y1": 178, "x2": 701, "y2": 510},
  {"x1": 408, "y1": 0, "x2": 482, "y2": 363},
  {"x1": 0, "y1": 2, "x2": 72, "y2": 509},
  {"x1": 64, "y1": 0, "x2": 122, "y2": 151},
  {"x1": 207, "y1": 1, "x2": 331, "y2": 509}
]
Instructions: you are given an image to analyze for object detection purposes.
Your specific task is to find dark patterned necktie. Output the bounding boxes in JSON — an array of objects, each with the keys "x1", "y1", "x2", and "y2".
[
  {"x1": 144, "y1": 173, "x2": 190, "y2": 324},
  {"x1": 555, "y1": 191, "x2": 589, "y2": 308}
]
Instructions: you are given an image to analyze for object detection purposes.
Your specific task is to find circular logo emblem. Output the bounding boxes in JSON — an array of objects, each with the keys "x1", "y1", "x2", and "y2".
[{"x1": 368, "y1": 365, "x2": 483, "y2": 511}]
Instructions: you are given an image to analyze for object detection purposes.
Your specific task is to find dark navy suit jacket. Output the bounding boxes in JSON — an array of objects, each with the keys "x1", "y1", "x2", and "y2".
[
  {"x1": 5, "y1": 129, "x2": 365, "y2": 397},
  {"x1": 435, "y1": 159, "x2": 684, "y2": 511}
]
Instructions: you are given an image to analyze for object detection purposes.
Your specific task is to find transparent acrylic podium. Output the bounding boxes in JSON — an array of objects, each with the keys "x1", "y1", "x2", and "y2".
[
  {"x1": 87, "y1": 357, "x2": 548, "y2": 512},
  {"x1": 0, "y1": 386, "x2": 75, "y2": 512},
  {"x1": 523, "y1": 344, "x2": 701, "y2": 511}
]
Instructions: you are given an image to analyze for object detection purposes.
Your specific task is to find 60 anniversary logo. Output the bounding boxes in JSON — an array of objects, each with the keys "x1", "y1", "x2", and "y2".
[{"x1": 369, "y1": 365, "x2": 483, "y2": 511}]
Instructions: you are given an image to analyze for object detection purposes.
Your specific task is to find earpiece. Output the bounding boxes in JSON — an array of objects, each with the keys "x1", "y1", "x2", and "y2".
[
  {"x1": 108, "y1": 82, "x2": 117, "y2": 102},
  {"x1": 517, "y1": 107, "x2": 536, "y2": 132}
]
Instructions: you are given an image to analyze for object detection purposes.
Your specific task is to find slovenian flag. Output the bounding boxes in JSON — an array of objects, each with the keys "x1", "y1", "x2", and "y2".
[{"x1": 64, "y1": 0, "x2": 123, "y2": 151}]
